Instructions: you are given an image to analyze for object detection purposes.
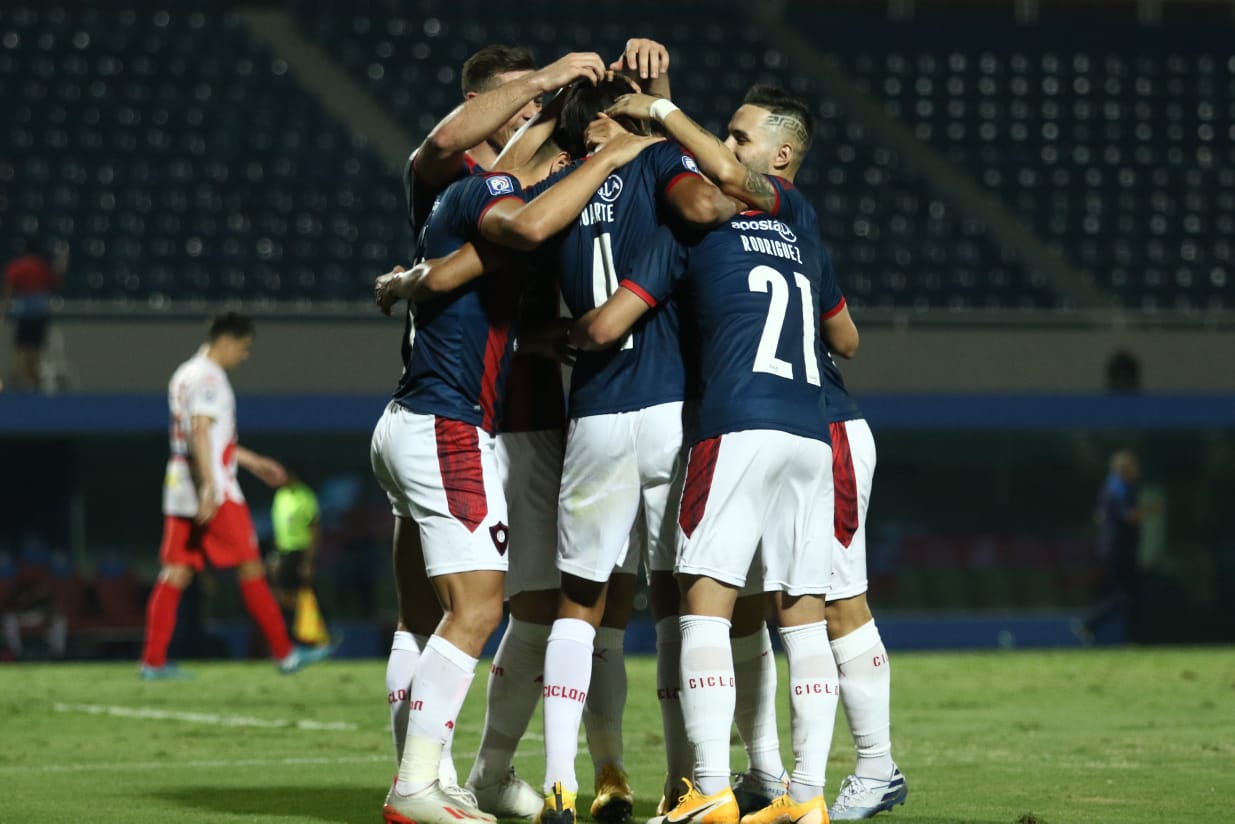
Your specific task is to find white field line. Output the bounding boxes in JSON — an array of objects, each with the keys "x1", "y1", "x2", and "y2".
[
  {"x1": 0, "y1": 754, "x2": 391, "y2": 774},
  {"x1": 52, "y1": 702, "x2": 357, "y2": 731}
]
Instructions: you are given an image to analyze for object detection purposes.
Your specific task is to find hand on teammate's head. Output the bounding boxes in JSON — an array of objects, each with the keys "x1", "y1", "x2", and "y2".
[
  {"x1": 609, "y1": 38, "x2": 670, "y2": 79},
  {"x1": 606, "y1": 93, "x2": 659, "y2": 123},
  {"x1": 584, "y1": 113, "x2": 632, "y2": 151},
  {"x1": 534, "y1": 51, "x2": 606, "y2": 92}
]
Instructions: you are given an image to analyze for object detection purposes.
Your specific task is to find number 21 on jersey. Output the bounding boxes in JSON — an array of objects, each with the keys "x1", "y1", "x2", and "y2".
[{"x1": 748, "y1": 264, "x2": 821, "y2": 385}]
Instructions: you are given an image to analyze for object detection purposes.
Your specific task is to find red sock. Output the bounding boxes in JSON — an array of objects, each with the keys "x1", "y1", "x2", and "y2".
[
  {"x1": 141, "y1": 580, "x2": 183, "y2": 668},
  {"x1": 240, "y1": 577, "x2": 294, "y2": 660}
]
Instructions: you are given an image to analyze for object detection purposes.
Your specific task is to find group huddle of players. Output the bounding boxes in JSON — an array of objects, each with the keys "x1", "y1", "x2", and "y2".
[{"x1": 371, "y1": 38, "x2": 908, "y2": 824}]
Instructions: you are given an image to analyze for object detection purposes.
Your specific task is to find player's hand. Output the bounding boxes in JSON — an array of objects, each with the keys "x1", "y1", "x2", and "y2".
[
  {"x1": 375, "y1": 264, "x2": 412, "y2": 316},
  {"x1": 606, "y1": 93, "x2": 660, "y2": 123},
  {"x1": 610, "y1": 38, "x2": 670, "y2": 80},
  {"x1": 584, "y1": 113, "x2": 632, "y2": 151},
  {"x1": 595, "y1": 130, "x2": 664, "y2": 168},
  {"x1": 250, "y1": 456, "x2": 289, "y2": 488},
  {"x1": 195, "y1": 487, "x2": 220, "y2": 525},
  {"x1": 532, "y1": 51, "x2": 606, "y2": 92}
]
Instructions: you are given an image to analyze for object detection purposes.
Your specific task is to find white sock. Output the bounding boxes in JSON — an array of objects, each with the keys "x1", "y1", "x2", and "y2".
[
  {"x1": 395, "y1": 635, "x2": 478, "y2": 795},
  {"x1": 468, "y1": 617, "x2": 551, "y2": 789},
  {"x1": 780, "y1": 620, "x2": 838, "y2": 802},
  {"x1": 732, "y1": 624, "x2": 785, "y2": 780},
  {"x1": 679, "y1": 614, "x2": 734, "y2": 796},
  {"x1": 655, "y1": 616, "x2": 691, "y2": 794},
  {"x1": 386, "y1": 631, "x2": 428, "y2": 765},
  {"x1": 831, "y1": 620, "x2": 894, "y2": 779},
  {"x1": 542, "y1": 617, "x2": 596, "y2": 794},
  {"x1": 584, "y1": 625, "x2": 627, "y2": 775}
]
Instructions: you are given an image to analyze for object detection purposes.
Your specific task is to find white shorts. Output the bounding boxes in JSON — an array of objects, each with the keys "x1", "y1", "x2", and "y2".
[
  {"x1": 497, "y1": 429, "x2": 564, "y2": 598},
  {"x1": 826, "y1": 418, "x2": 876, "y2": 600},
  {"x1": 676, "y1": 429, "x2": 833, "y2": 596},
  {"x1": 558, "y1": 401, "x2": 685, "y2": 583},
  {"x1": 370, "y1": 403, "x2": 510, "y2": 578}
]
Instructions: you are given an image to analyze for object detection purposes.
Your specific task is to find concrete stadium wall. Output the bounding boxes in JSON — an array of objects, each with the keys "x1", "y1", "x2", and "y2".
[{"x1": 5, "y1": 316, "x2": 1233, "y2": 394}]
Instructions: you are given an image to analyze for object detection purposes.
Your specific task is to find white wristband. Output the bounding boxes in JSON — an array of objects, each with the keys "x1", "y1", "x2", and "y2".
[{"x1": 649, "y1": 98, "x2": 680, "y2": 123}]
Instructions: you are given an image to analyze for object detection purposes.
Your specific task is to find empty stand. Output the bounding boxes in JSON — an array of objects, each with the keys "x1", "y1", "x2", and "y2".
[{"x1": 0, "y1": 2, "x2": 404, "y2": 307}]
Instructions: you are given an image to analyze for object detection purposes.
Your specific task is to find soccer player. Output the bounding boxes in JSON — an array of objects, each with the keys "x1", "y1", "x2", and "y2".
[
  {"x1": 611, "y1": 84, "x2": 907, "y2": 821},
  {"x1": 139, "y1": 312, "x2": 333, "y2": 679},
  {"x1": 521, "y1": 80, "x2": 736, "y2": 824},
  {"x1": 386, "y1": 43, "x2": 606, "y2": 807},
  {"x1": 607, "y1": 84, "x2": 843, "y2": 812},
  {"x1": 384, "y1": 75, "x2": 736, "y2": 824},
  {"x1": 817, "y1": 346, "x2": 908, "y2": 821},
  {"x1": 372, "y1": 129, "x2": 664, "y2": 824},
  {"x1": 571, "y1": 201, "x2": 840, "y2": 824}
]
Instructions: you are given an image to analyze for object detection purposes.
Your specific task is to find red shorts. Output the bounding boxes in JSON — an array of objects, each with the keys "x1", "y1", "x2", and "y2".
[{"x1": 159, "y1": 500, "x2": 259, "y2": 571}]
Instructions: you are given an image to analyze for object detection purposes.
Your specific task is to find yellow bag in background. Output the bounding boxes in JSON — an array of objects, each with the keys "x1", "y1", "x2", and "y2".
[{"x1": 293, "y1": 587, "x2": 330, "y2": 646}]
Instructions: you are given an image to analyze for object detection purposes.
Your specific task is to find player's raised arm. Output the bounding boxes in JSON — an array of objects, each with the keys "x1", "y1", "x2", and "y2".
[
  {"x1": 607, "y1": 93, "x2": 780, "y2": 214},
  {"x1": 416, "y1": 51, "x2": 606, "y2": 187},
  {"x1": 492, "y1": 85, "x2": 571, "y2": 172},
  {"x1": 480, "y1": 132, "x2": 665, "y2": 250},
  {"x1": 610, "y1": 37, "x2": 671, "y2": 98}
]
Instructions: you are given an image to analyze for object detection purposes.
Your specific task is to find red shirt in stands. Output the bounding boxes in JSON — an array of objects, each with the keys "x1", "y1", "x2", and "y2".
[{"x1": 4, "y1": 253, "x2": 61, "y2": 298}]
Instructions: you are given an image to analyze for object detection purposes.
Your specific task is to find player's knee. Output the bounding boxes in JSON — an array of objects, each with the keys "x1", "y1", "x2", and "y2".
[
  {"x1": 824, "y1": 593, "x2": 873, "y2": 638},
  {"x1": 159, "y1": 564, "x2": 194, "y2": 589},
  {"x1": 450, "y1": 596, "x2": 505, "y2": 641}
]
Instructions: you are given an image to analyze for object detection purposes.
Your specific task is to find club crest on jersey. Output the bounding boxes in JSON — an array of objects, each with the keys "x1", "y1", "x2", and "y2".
[
  {"x1": 490, "y1": 522, "x2": 510, "y2": 554},
  {"x1": 682, "y1": 155, "x2": 700, "y2": 174},
  {"x1": 485, "y1": 175, "x2": 516, "y2": 196},
  {"x1": 598, "y1": 174, "x2": 623, "y2": 203}
]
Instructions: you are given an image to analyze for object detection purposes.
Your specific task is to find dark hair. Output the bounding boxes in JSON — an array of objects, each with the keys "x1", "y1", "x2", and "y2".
[
  {"x1": 208, "y1": 311, "x2": 255, "y2": 341},
  {"x1": 742, "y1": 84, "x2": 814, "y2": 152},
  {"x1": 460, "y1": 45, "x2": 537, "y2": 95},
  {"x1": 551, "y1": 75, "x2": 646, "y2": 159}
]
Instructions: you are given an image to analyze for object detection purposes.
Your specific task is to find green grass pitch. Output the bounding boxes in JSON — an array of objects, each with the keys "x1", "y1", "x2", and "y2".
[{"x1": 0, "y1": 647, "x2": 1231, "y2": 823}]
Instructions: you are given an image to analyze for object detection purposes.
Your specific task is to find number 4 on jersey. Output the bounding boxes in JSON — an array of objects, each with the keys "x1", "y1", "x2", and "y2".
[{"x1": 748, "y1": 264, "x2": 821, "y2": 385}]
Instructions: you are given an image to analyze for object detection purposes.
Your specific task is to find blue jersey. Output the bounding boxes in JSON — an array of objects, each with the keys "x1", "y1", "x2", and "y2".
[
  {"x1": 392, "y1": 171, "x2": 523, "y2": 433},
  {"x1": 818, "y1": 251, "x2": 863, "y2": 424},
  {"x1": 627, "y1": 210, "x2": 835, "y2": 444},
  {"x1": 757, "y1": 176, "x2": 861, "y2": 425},
  {"x1": 528, "y1": 141, "x2": 704, "y2": 418},
  {"x1": 403, "y1": 149, "x2": 484, "y2": 235},
  {"x1": 1097, "y1": 473, "x2": 1139, "y2": 557}
]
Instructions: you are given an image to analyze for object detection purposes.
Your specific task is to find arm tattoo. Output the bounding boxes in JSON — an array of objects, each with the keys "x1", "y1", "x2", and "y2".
[{"x1": 743, "y1": 166, "x2": 778, "y2": 213}]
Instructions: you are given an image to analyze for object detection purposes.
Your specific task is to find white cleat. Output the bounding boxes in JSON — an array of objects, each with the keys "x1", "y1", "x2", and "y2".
[
  {"x1": 731, "y1": 771, "x2": 789, "y2": 817},
  {"x1": 383, "y1": 779, "x2": 497, "y2": 824},
  {"x1": 828, "y1": 766, "x2": 908, "y2": 820},
  {"x1": 468, "y1": 768, "x2": 543, "y2": 819}
]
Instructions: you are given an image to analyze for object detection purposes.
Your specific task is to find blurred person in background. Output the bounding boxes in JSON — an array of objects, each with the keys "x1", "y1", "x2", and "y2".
[
  {"x1": 139, "y1": 312, "x2": 334, "y2": 679},
  {"x1": 1, "y1": 237, "x2": 66, "y2": 391},
  {"x1": 0, "y1": 541, "x2": 71, "y2": 661},
  {"x1": 1074, "y1": 448, "x2": 1157, "y2": 644},
  {"x1": 269, "y1": 467, "x2": 331, "y2": 648}
]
